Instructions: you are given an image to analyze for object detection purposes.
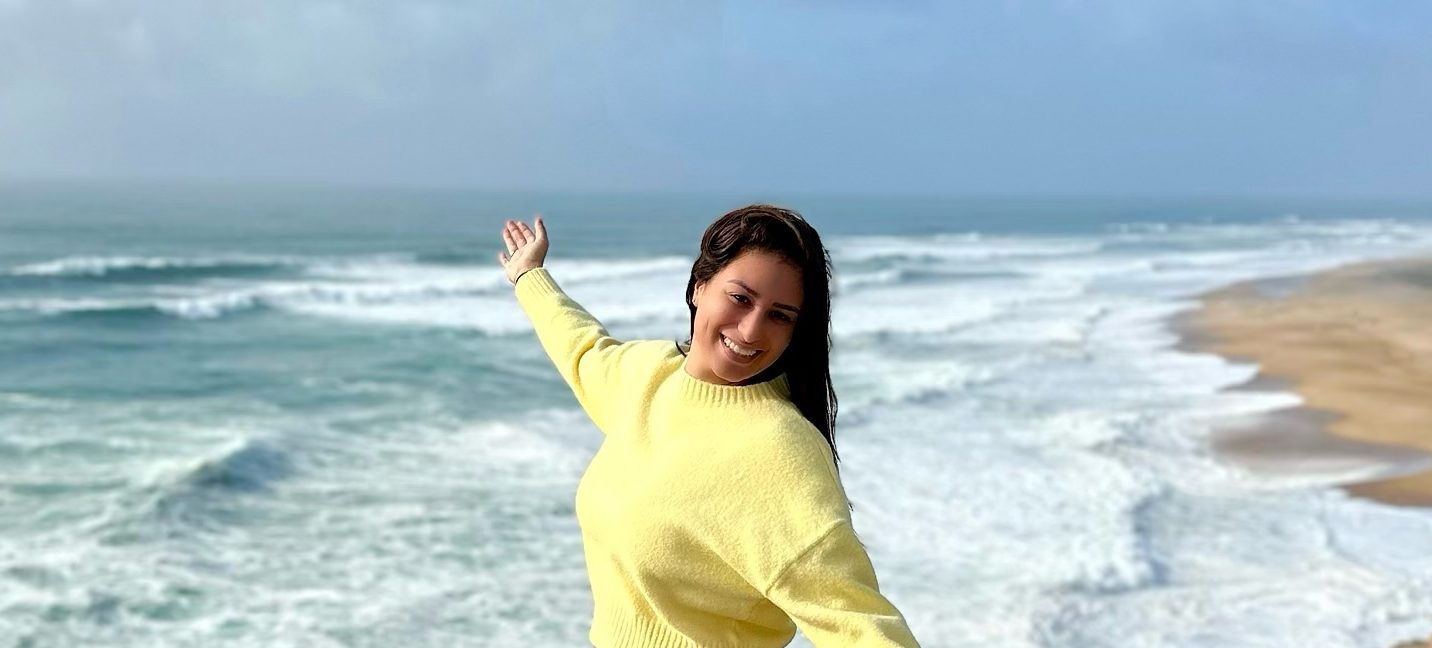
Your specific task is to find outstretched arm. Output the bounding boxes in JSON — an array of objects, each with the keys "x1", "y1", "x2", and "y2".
[{"x1": 497, "y1": 215, "x2": 642, "y2": 435}]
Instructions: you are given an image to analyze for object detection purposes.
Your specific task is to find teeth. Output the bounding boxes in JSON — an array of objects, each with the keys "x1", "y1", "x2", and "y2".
[{"x1": 722, "y1": 335, "x2": 758, "y2": 357}]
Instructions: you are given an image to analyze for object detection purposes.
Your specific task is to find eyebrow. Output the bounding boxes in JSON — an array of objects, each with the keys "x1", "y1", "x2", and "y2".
[{"x1": 727, "y1": 280, "x2": 801, "y2": 315}]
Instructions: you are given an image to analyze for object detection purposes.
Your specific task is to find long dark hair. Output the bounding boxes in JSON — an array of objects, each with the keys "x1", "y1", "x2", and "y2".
[{"x1": 678, "y1": 205, "x2": 840, "y2": 470}]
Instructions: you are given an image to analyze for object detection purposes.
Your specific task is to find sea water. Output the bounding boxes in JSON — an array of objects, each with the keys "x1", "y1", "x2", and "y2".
[{"x1": 2, "y1": 181, "x2": 1432, "y2": 647}]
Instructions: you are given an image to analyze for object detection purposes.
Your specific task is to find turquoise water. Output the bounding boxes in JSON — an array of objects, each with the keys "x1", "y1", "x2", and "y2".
[{"x1": 4, "y1": 181, "x2": 1432, "y2": 647}]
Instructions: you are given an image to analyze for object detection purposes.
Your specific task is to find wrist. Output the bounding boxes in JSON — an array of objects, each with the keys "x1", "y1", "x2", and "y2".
[{"x1": 513, "y1": 265, "x2": 543, "y2": 285}]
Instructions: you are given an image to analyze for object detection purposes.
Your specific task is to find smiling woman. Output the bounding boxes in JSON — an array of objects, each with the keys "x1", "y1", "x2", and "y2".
[
  {"x1": 684, "y1": 252, "x2": 804, "y2": 385},
  {"x1": 676, "y1": 205, "x2": 841, "y2": 469},
  {"x1": 497, "y1": 205, "x2": 920, "y2": 647}
]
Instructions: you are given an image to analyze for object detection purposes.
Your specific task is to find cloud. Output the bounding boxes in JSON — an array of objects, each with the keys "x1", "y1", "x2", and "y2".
[
  {"x1": 0, "y1": 1, "x2": 677, "y2": 182},
  {"x1": 0, "y1": 1, "x2": 1429, "y2": 194}
]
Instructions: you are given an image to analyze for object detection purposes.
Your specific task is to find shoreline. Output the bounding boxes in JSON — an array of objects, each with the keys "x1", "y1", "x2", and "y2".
[{"x1": 1175, "y1": 256, "x2": 1432, "y2": 508}]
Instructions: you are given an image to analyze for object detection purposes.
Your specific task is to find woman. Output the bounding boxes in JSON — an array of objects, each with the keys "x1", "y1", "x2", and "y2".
[{"x1": 498, "y1": 205, "x2": 921, "y2": 647}]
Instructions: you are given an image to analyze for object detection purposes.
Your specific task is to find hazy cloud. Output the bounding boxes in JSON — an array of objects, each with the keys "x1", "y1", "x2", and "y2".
[{"x1": 1, "y1": 1, "x2": 1429, "y2": 194}]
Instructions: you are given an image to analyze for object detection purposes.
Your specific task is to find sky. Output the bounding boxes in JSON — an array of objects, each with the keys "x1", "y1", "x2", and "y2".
[{"x1": 1, "y1": 0, "x2": 1430, "y2": 196}]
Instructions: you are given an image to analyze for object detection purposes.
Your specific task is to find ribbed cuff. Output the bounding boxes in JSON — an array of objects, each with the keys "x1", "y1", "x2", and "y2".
[{"x1": 513, "y1": 266, "x2": 558, "y2": 300}]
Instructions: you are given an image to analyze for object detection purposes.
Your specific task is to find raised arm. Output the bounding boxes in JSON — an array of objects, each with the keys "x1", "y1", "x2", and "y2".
[{"x1": 497, "y1": 216, "x2": 644, "y2": 434}]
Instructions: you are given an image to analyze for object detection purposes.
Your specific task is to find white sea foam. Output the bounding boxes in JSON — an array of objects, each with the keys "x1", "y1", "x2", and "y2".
[
  {"x1": 0, "y1": 255, "x2": 699, "y2": 335},
  {"x1": 0, "y1": 297, "x2": 149, "y2": 315},
  {"x1": 0, "y1": 409, "x2": 598, "y2": 647},
  {"x1": 832, "y1": 233, "x2": 1104, "y2": 264},
  {"x1": 0, "y1": 392, "x2": 72, "y2": 409},
  {"x1": 9, "y1": 216, "x2": 1432, "y2": 646},
  {"x1": 6, "y1": 254, "x2": 310, "y2": 277},
  {"x1": 810, "y1": 217, "x2": 1432, "y2": 645}
]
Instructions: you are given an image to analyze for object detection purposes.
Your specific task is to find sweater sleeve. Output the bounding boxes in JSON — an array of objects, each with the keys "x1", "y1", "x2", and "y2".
[
  {"x1": 763, "y1": 520, "x2": 922, "y2": 647},
  {"x1": 512, "y1": 267, "x2": 644, "y2": 435},
  {"x1": 702, "y1": 414, "x2": 922, "y2": 647}
]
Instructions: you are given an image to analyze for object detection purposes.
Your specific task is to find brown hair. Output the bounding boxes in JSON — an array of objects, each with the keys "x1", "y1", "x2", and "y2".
[{"x1": 679, "y1": 205, "x2": 841, "y2": 470}]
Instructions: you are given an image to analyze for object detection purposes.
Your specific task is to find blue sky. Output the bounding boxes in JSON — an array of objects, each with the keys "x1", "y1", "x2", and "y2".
[{"x1": 1, "y1": 1, "x2": 1429, "y2": 195}]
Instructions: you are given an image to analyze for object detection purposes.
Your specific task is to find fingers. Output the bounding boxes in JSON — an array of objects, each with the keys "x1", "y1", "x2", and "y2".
[
  {"x1": 500, "y1": 215, "x2": 543, "y2": 259},
  {"x1": 497, "y1": 251, "x2": 515, "y2": 285},
  {"x1": 502, "y1": 224, "x2": 518, "y2": 254}
]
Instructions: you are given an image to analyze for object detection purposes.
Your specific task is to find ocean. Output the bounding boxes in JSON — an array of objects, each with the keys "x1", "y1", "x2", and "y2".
[{"x1": 3, "y1": 181, "x2": 1432, "y2": 647}]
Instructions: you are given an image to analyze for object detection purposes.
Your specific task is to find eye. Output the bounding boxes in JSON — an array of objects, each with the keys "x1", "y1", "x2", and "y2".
[
  {"x1": 772, "y1": 311, "x2": 794, "y2": 323},
  {"x1": 729, "y1": 293, "x2": 750, "y2": 305}
]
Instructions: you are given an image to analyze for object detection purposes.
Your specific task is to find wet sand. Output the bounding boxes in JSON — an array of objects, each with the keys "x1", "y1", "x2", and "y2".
[{"x1": 1180, "y1": 256, "x2": 1432, "y2": 507}]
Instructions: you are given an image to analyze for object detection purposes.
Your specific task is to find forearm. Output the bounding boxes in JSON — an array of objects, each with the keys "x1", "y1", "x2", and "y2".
[{"x1": 513, "y1": 267, "x2": 627, "y2": 431}]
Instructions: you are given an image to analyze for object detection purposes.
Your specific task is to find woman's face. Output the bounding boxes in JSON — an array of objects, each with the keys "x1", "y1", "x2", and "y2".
[{"x1": 686, "y1": 250, "x2": 804, "y2": 385}]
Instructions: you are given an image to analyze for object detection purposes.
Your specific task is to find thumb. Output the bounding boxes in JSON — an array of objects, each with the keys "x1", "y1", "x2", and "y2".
[{"x1": 534, "y1": 214, "x2": 547, "y2": 240}]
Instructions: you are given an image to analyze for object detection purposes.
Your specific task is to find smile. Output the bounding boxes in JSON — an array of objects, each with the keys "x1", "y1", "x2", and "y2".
[{"x1": 721, "y1": 334, "x2": 761, "y2": 361}]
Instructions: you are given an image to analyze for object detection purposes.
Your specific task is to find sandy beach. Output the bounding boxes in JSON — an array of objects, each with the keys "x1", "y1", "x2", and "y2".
[{"x1": 1184, "y1": 256, "x2": 1432, "y2": 507}]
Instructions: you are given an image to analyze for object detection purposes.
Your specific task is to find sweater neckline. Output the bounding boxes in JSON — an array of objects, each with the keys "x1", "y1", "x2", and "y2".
[{"x1": 676, "y1": 356, "x2": 791, "y2": 406}]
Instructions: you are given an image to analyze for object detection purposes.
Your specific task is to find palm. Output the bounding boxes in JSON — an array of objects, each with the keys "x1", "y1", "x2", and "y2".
[{"x1": 498, "y1": 216, "x2": 549, "y2": 285}]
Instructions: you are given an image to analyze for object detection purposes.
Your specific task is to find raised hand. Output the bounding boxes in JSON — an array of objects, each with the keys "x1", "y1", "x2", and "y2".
[{"x1": 498, "y1": 215, "x2": 549, "y2": 285}]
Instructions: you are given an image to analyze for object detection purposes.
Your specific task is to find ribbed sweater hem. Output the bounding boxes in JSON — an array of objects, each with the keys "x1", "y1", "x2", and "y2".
[{"x1": 590, "y1": 605, "x2": 710, "y2": 648}]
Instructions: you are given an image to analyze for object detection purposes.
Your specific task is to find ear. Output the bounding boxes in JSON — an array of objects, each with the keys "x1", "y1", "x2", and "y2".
[{"x1": 691, "y1": 282, "x2": 705, "y2": 305}]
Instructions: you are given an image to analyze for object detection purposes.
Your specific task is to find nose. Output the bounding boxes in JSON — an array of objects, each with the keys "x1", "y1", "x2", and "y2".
[{"x1": 736, "y1": 311, "x2": 764, "y2": 346}]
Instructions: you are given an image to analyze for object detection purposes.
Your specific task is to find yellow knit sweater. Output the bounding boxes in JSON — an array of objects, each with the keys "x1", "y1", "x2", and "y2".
[{"x1": 514, "y1": 268, "x2": 921, "y2": 648}]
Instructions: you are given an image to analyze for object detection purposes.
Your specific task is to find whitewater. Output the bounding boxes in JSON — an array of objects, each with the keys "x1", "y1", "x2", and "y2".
[{"x1": 3, "y1": 187, "x2": 1432, "y2": 647}]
